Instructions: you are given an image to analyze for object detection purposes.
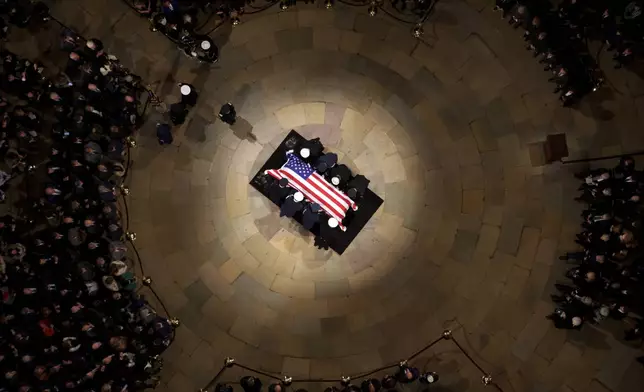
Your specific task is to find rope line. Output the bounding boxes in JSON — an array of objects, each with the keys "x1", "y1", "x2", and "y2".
[{"x1": 200, "y1": 333, "x2": 504, "y2": 391}]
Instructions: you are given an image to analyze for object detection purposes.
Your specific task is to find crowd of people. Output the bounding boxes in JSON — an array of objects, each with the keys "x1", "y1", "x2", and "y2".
[
  {"x1": 495, "y1": 0, "x2": 606, "y2": 106},
  {"x1": 591, "y1": 0, "x2": 643, "y2": 69},
  {"x1": 128, "y1": 0, "x2": 241, "y2": 62},
  {"x1": 547, "y1": 156, "x2": 644, "y2": 364},
  {"x1": 0, "y1": 0, "x2": 50, "y2": 32},
  {"x1": 0, "y1": 17, "x2": 174, "y2": 392}
]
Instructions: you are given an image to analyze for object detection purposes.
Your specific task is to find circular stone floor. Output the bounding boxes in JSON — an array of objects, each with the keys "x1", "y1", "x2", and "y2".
[{"x1": 52, "y1": 1, "x2": 644, "y2": 391}]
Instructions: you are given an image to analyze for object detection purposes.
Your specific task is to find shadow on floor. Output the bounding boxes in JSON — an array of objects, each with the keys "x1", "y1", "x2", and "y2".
[
  {"x1": 230, "y1": 116, "x2": 257, "y2": 142},
  {"x1": 211, "y1": 22, "x2": 233, "y2": 53}
]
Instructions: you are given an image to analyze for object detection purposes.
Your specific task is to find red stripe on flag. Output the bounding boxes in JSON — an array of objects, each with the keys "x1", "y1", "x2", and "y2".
[
  {"x1": 312, "y1": 172, "x2": 356, "y2": 207},
  {"x1": 303, "y1": 173, "x2": 348, "y2": 213},
  {"x1": 280, "y1": 169, "x2": 346, "y2": 220},
  {"x1": 266, "y1": 169, "x2": 348, "y2": 230},
  {"x1": 309, "y1": 172, "x2": 356, "y2": 208},
  {"x1": 309, "y1": 173, "x2": 349, "y2": 210}
]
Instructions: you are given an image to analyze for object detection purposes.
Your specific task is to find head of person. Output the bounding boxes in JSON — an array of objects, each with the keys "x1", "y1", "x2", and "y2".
[
  {"x1": 422, "y1": 372, "x2": 438, "y2": 384},
  {"x1": 571, "y1": 317, "x2": 582, "y2": 327},
  {"x1": 86, "y1": 39, "x2": 98, "y2": 50},
  {"x1": 71, "y1": 302, "x2": 83, "y2": 313},
  {"x1": 109, "y1": 336, "x2": 127, "y2": 351},
  {"x1": 382, "y1": 375, "x2": 396, "y2": 389},
  {"x1": 215, "y1": 384, "x2": 233, "y2": 392},
  {"x1": 621, "y1": 156, "x2": 634, "y2": 167},
  {"x1": 620, "y1": 230, "x2": 633, "y2": 243}
]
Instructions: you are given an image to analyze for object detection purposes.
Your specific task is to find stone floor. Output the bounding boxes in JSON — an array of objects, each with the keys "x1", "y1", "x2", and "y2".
[{"x1": 36, "y1": 0, "x2": 644, "y2": 391}]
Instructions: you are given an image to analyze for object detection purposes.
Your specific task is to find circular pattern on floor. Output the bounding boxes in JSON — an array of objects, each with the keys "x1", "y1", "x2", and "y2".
[{"x1": 122, "y1": 4, "x2": 644, "y2": 392}]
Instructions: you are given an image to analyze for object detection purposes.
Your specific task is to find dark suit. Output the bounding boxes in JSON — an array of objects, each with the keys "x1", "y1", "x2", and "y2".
[
  {"x1": 180, "y1": 84, "x2": 198, "y2": 106},
  {"x1": 280, "y1": 195, "x2": 302, "y2": 217},
  {"x1": 156, "y1": 123, "x2": 173, "y2": 145},
  {"x1": 329, "y1": 164, "x2": 351, "y2": 188},
  {"x1": 240, "y1": 376, "x2": 262, "y2": 392},
  {"x1": 269, "y1": 182, "x2": 291, "y2": 204},
  {"x1": 347, "y1": 174, "x2": 369, "y2": 200},
  {"x1": 317, "y1": 152, "x2": 338, "y2": 168},
  {"x1": 170, "y1": 103, "x2": 187, "y2": 125},
  {"x1": 318, "y1": 216, "x2": 337, "y2": 249},
  {"x1": 302, "y1": 206, "x2": 320, "y2": 230},
  {"x1": 301, "y1": 137, "x2": 323, "y2": 159},
  {"x1": 219, "y1": 103, "x2": 236, "y2": 125},
  {"x1": 314, "y1": 235, "x2": 330, "y2": 250}
]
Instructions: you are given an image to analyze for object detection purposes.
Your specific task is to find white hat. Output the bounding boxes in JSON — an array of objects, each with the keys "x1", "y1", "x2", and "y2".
[
  {"x1": 294, "y1": 192, "x2": 304, "y2": 202},
  {"x1": 201, "y1": 40, "x2": 211, "y2": 50},
  {"x1": 300, "y1": 148, "x2": 310, "y2": 158},
  {"x1": 180, "y1": 84, "x2": 191, "y2": 96},
  {"x1": 331, "y1": 176, "x2": 340, "y2": 185},
  {"x1": 328, "y1": 218, "x2": 338, "y2": 228}
]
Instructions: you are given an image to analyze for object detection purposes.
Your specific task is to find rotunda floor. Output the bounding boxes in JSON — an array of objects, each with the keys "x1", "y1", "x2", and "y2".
[{"x1": 37, "y1": 1, "x2": 644, "y2": 391}]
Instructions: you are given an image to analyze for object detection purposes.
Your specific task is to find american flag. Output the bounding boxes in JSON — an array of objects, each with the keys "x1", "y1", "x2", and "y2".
[{"x1": 266, "y1": 153, "x2": 357, "y2": 230}]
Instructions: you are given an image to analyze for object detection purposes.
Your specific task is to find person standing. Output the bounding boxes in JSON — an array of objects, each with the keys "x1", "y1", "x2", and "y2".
[
  {"x1": 156, "y1": 123, "x2": 173, "y2": 145},
  {"x1": 218, "y1": 102, "x2": 236, "y2": 125}
]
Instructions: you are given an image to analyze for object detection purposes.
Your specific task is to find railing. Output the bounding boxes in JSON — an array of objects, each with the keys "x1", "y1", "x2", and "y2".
[
  {"x1": 117, "y1": 141, "x2": 180, "y2": 342},
  {"x1": 119, "y1": 0, "x2": 439, "y2": 41},
  {"x1": 199, "y1": 330, "x2": 503, "y2": 392}
]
